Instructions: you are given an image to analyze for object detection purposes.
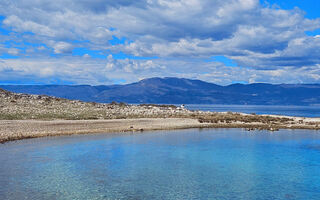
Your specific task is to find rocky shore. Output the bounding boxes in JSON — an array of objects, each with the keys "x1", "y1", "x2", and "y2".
[
  {"x1": 0, "y1": 88, "x2": 194, "y2": 120},
  {"x1": 1, "y1": 88, "x2": 320, "y2": 143}
]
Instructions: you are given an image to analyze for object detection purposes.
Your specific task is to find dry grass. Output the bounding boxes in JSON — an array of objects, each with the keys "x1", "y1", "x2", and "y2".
[
  {"x1": 1, "y1": 88, "x2": 320, "y2": 143},
  {"x1": 197, "y1": 112, "x2": 293, "y2": 124},
  {"x1": 0, "y1": 89, "x2": 190, "y2": 120}
]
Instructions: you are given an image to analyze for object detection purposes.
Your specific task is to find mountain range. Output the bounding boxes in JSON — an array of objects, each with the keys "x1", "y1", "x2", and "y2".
[{"x1": 1, "y1": 77, "x2": 320, "y2": 105}]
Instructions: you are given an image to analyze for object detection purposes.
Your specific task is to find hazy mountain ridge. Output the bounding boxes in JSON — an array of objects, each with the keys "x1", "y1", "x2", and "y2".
[{"x1": 1, "y1": 77, "x2": 320, "y2": 105}]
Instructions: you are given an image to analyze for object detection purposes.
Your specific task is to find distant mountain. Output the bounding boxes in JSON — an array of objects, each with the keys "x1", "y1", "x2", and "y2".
[{"x1": 2, "y1": 77, "x2": 320, "y2": 105}]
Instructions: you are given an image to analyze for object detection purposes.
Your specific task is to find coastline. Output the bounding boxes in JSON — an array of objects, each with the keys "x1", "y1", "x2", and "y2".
[
  {"x1": 0, "y1": 118, "x2": 205, "y2": 143},
  {"x1": 2, "y1": 88, "x2": 320, "y2": 143},
  {"x1": 1, "y1": 115, "x2": 320, "y2": 143}
]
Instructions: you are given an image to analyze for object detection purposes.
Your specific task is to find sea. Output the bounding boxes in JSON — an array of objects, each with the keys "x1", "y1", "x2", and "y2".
[
  {"x1": 183, "y1": 104, "x2": 320, "y2": 118},
  {"x1": 1, "y1": 128, "x2": 320, "y2": 200}
]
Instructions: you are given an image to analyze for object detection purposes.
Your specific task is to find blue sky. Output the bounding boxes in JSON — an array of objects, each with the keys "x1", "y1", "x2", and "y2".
[
  {"x1": 263, "y1": 0, "x2": 320, "y2": 19},
  {"x1": 0, "y1": 0, "x2": 320, "y2": 85}
]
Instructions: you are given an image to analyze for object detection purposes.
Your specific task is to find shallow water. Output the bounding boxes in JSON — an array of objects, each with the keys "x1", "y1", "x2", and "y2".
[
  {"x1": 184, "y1": 104, "x2": 320, "y2": 117},
  {"x1": 1, "y1": 129, "x2": 320, "y2": 200}
]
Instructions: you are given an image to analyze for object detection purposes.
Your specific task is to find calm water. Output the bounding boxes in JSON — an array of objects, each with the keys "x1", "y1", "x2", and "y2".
[
  {"x1": 184, "y1": 104, "x2": 320, "y2": 117},
  {"x1": 1, "y1": 129, "x2": 320, "y2": 200}
]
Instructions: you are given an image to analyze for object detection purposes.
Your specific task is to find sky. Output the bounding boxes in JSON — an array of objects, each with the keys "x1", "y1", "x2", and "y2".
[{"x1": 0, "y1": 0, "x2": 320, "y2": 85}]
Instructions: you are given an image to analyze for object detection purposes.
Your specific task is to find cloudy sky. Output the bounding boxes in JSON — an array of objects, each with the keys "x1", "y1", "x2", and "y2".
[{"x1": 0, "y1": 0, "x2": 320, "y2": 85}]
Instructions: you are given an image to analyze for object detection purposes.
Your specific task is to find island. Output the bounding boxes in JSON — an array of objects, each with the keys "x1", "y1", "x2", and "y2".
[{"x1": 1, "y1": 88, "x2": 319, "y2": 143}]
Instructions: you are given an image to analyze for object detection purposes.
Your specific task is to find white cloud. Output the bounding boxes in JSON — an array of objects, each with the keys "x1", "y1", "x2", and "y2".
[
  {"x1": 51, "y1": 42, "x2": 74, "y2": 54},
  {"x1": 1, "y1": 57, "x2": 320, "y2": 85},
  {"x1": 0, "y1": 0, "x2": 320, "y2": 84},
  {"x1": 7, "y1": 48, "x2": 19, "y2": 55}
]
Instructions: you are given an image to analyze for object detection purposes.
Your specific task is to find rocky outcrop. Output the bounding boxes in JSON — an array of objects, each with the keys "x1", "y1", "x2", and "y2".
[
  {"x1": 2, "y1": 87, "x2": 320, "y2": 140},
  {"x1": 0, "y1": 88, "x2": 195, "y2": 120}
]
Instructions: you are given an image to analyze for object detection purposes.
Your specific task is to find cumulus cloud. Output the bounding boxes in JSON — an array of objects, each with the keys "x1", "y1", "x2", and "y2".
[
  {"x1": 0, "y1": 57, "x2": 167, "y2": 84},
  {"x1": 105, "y1": 55, "x2": 165, "y2": 73},
  {"x1": 0, "y1": 0, "x2": 319, "y2": 84},
  {"x1": 1, "y1": 57, "x2": 320, "y2": 85},
  {"x1": 51, "y1": 42, "x2": 74, "y2": 54}
]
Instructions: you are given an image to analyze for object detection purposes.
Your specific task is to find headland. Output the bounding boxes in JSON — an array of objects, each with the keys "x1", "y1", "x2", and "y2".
[{"x1": 1, "y1": 88, "x2": 319, "y2": 143}]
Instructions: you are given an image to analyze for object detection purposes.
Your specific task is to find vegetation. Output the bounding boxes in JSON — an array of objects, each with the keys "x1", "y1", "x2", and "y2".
[
  {"x1": 2, "y1": 88, "x2": 320, "y2": 133},
  {"x1": 0, "y1": 89, "x2": 189, "y2": 120},
  {"x1": 197, "y1": 112, "x2": 293, "y2": 124}
]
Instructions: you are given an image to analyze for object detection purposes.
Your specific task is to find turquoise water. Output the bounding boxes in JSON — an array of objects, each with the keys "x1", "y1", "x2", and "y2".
[
  {"x1": 1, "y1": 129, "x2": 320, "y2": 199},
  {"x1": 184, "y1": 104, "x2": 320, "y2": 117}
]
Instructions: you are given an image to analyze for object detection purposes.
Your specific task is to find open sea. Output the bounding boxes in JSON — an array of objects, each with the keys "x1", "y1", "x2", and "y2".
[{"x1": 1, "y1": 129, "x2": 320, "y2": 200}]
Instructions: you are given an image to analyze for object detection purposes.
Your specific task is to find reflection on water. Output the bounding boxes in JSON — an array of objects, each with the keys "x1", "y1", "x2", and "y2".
[{"x1": 1, "y1": 129, "x2": 320, "y2": 200}]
